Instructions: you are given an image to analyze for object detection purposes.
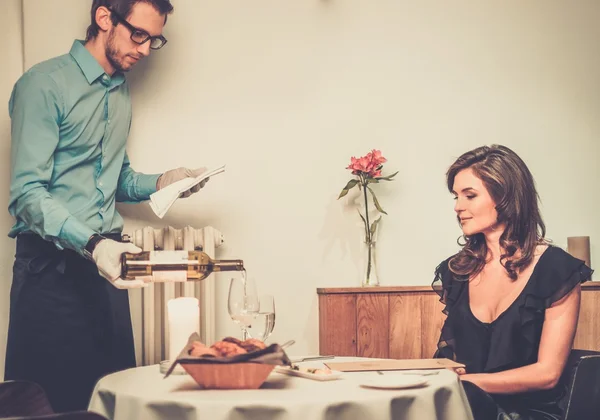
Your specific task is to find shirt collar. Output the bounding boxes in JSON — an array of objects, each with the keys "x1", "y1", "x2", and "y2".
[{"x1": 69, "y1": 40, "x2": 125, "y2": 87}]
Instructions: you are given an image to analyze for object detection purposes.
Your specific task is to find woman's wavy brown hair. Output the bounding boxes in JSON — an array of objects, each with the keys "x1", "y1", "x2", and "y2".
[{"x1": 447, "y1": 145, "x2": 546, "y2": 280}]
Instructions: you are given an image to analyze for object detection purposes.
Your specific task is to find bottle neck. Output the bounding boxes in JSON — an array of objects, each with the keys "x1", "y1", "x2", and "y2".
[{"x1": 212, "y1": 259, "x2": 244, "y2": 272}]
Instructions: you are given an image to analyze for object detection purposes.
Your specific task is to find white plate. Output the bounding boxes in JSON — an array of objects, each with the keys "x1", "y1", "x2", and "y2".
[
  {"x1": 275, "y1": 366, "x2": 343, "y2": 381},
  {"x1": 359, "y1": 375, "x2": 429, "y2": 390}
]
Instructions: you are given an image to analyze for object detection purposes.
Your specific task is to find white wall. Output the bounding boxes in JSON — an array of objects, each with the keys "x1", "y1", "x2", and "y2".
[
  {"x1": 0, "y1": 0, "x2": 24, "y2": 379},
  {"x1": 8, "y1": 0, "x2": 600, "y2": 363}
]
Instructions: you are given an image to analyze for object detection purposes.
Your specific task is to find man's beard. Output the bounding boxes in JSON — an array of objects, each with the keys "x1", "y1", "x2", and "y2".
[{"x1": 105, "y1": 29, "x2": 129, "y2": 73}]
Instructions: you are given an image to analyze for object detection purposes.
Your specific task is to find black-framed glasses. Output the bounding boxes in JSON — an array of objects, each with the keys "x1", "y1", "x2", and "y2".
[{"x1": 108, "y1": 7, "x2": 167, "y2": 50}]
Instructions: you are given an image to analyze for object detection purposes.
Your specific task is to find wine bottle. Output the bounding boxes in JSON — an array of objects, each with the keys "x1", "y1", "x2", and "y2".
[{"x1": 121, "y1": 250, "x2": 244, "y2": 281}]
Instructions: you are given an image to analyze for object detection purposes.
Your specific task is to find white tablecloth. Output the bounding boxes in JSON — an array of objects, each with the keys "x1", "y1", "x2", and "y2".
[{"x1": 89, "y1": 357, "x2": 474, "y2": 420}]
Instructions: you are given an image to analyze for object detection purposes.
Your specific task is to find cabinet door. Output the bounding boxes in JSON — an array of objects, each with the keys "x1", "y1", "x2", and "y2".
[
  {"x1": 421, "y1": 293, "x2": 446, "y2": 358},
  {"x1": 389, "y1": 292, "x2": 446, "y2": 359},
  {"x1": 573, "y1": 289, "x2": 600, "y2": 350},
  {"x1": 389, "y1": 293, "x2": 422, "y2": 359},
  {"x1": 357, "y1": 294, "x2": 389, "y2": 358},
  {"x1": 319, "y1": 294, "x2": 357, "y2": 356}
]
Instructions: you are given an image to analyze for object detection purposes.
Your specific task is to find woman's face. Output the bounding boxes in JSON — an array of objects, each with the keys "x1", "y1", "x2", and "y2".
[{"x1": 452, "y1": 168, "x2": 499, "y2": 236}]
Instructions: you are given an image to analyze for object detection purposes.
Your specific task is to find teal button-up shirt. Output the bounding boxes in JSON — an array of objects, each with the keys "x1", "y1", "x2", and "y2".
[{"x1": 8, "y1": 40, "x2": 160, "y2": 255}]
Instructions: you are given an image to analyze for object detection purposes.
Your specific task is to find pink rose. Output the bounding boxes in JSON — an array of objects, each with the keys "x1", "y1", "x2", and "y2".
[
  {"x1": 346, "y1": 156, "x2": 371, "y2": 175},
  {"x1": 370, "y1": 149, "x2": 387, "y2": 166},
  {"x1": 338, "y1": 149, "x2": 397, "y2": 218},
  {"x1": 347, "y1": 150, "x2": 387, "y2": 177}
]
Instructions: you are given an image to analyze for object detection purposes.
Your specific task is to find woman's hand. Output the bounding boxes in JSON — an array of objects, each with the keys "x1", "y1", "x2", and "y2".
[
  {"x1": 448, "y1": 367, "x2": 466, "y2": 375},
  {"x1": 451, "y1": 368, "x2": 477, "y2": 384}
]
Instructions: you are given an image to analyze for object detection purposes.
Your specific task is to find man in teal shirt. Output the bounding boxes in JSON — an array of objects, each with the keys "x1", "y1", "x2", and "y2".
[{"x1": 5, "y1": 0, "x2": 205, "y2": 412}]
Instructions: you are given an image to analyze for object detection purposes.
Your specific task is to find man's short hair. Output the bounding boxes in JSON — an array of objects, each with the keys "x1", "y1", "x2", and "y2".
[{"x1": 85, "y1": 0, "x2": 174, "y2": 41}]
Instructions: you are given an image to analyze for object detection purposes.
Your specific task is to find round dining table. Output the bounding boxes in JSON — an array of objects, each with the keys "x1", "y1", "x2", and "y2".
[{"x1": 88, "y1": 357, "x2": 474, "y2": 420}]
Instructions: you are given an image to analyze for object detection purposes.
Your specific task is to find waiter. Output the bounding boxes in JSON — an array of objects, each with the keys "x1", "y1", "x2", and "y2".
[{"x1": 5, "y1": 0, "x2": 203, "y2": 412}]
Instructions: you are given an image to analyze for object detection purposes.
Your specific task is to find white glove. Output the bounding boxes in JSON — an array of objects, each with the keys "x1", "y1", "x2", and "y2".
[
  {"x1": 92, "y1": 239, "x2": 147, "y2": 289},
  {"x1": 157, "y1": 167, "x2": 209, "y2": 198}
]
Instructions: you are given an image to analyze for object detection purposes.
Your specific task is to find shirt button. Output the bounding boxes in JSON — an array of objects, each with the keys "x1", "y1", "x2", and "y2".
[
  {"x1": 107, "y1": 119, "x2": 110, "y2": 125},
  {"x1": 99, "y1": 181, "x2": 103, "y2": 187}
]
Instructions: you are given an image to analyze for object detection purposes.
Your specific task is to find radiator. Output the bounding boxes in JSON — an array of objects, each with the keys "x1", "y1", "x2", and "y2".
[{"x1": 126, "y1": 226, "x2": 224, "y2": 365}]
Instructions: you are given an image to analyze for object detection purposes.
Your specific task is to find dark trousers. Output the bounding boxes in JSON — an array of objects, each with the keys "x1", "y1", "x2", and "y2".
[{"x1": 4, "y1": 234, "x2": 136, "y2": 413}]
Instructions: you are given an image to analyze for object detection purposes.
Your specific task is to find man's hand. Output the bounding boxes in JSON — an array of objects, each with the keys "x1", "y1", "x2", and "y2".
[
  {"x1": 157, "y1": 167, "x2": 209, "y2": 198},
  {"x1": 92, "y1": 239, "x2": 147, "y2": 289}
]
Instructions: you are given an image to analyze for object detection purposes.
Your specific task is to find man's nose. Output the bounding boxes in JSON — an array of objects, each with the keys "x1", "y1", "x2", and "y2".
[{"x1": 137, "y1": 41, "x2": 151, "y2": 57}]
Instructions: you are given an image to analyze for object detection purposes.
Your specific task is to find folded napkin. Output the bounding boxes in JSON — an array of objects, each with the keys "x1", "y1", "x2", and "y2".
[{"x1": 149, "y1": 165, "x2": 225, "y2": 218}]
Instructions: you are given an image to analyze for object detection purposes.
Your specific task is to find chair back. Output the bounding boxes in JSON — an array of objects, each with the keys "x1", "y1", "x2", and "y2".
[
  {"x1": 0, "y1": 380, "x2": 54, "y2": 417},
  {"x1": 2, "y1": 412, "x2": 108, "y2": 420},
  {"x1": 561, "y1": 349, "x2": 600, "y2": 420}
]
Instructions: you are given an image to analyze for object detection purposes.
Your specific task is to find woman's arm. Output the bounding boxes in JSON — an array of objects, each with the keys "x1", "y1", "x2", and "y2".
[{"x1": 460, "y1": 284, "x2": 581, "y2": 394}]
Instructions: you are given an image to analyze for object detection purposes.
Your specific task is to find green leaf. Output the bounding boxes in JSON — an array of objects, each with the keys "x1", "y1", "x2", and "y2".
[
  {"x1": 367, "y1": 178, "x2": 379, "y2": 184},
  {"x1": 370, "y1": 217, "x2": 381, "y2": 237},
  {"x1": 367, "y1": 186, "x2": 387, "y2": 215},
  {"x1": 376, "y1": 171, "x2": 399, "y2": 181},
  {"x1": 337, "y1": 179, "x2": 359, "y2": 199},
  {"x1": 357, "y1": 210, "x2": 369, "y2": 242}
]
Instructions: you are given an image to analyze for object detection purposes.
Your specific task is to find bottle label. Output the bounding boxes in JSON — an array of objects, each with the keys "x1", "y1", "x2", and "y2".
[
  {"x1": 149, "y1": 250, "x2": 188, "y2": 282},
  {"x1": 149, "y1": 250, "x2": 189, "y2": 262}
]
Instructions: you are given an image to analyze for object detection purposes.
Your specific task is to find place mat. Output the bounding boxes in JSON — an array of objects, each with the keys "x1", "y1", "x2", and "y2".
[{"x1": 325, "y1": 358, "x2": 464, "y2": 372}]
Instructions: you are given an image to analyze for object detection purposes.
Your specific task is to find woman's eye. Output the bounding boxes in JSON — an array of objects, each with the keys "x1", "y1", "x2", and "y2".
[{"x1": 466, "y1": 195, "x2": 475, "y2": 199}]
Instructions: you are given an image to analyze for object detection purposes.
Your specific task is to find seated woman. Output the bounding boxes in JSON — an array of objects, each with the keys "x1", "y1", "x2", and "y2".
[{"x1": 433, "y1": 145, "x2": 593, "y2": 420}]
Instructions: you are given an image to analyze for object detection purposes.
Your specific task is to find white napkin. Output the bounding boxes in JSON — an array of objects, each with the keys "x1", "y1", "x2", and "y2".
[{"x1": 149, "y1": 165, "x2": 225, "y2": 219}]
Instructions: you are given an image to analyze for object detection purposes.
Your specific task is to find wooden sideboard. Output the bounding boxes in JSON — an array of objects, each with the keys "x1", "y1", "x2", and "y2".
[{"x1": 318, "y1": 283, "x2": 600, "y2": 359}]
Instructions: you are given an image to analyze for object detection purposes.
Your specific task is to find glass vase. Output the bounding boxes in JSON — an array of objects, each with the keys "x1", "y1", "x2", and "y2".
[{"x1": 362, "y1": 240, "x2": 380, "y2": 287}]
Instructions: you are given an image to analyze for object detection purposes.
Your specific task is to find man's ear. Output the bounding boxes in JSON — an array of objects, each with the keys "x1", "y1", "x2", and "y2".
[{"x1": 95, "y1": 6, "x2": 113, "y2": 33}]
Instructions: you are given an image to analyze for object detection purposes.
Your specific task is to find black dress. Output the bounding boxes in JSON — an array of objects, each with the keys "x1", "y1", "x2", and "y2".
[{"x1": 432, "y1": 246, "x2": 593, "y2": 420}]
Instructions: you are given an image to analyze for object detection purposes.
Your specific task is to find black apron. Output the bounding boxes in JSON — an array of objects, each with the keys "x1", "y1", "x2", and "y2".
[{"x1": 4, "y1": 233, "x2": 136, "y2": 413}]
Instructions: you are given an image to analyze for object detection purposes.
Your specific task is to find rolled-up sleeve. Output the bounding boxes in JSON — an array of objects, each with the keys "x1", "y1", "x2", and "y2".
[{"x1": 8, "y1": 71, "x2": 95, "y2": 253}]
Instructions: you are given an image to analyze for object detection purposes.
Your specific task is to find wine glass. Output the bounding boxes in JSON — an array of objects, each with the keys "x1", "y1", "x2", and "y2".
[
  {"x1": 246, "y1": 294, "x2": 276, "y2": 342},
  {"x1": 227, "y1": 276, "x2": 259, "y2": 339}
]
